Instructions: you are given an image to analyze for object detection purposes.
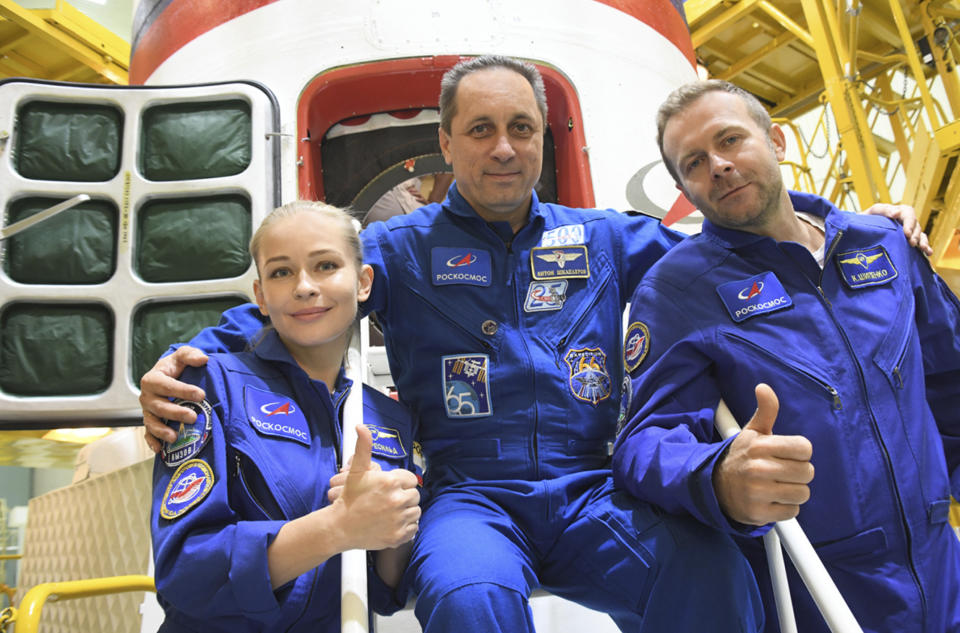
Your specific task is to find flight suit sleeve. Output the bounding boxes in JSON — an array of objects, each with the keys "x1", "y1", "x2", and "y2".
[
  {"x1": 159, "y1": 302, "x2": 268, "y2": 360},
  {"x1": 910, "y1": 254, "x2": 960, "y2": 497},
  {"x1": 151, "y1": 362, "x2": 294, "y2": 623},
  {"x1": 612, "y1": 281, "x2": 769, "y2": 537},
  {"x1": 616, "y1": 211, "x2": 686, "y2": 301}
]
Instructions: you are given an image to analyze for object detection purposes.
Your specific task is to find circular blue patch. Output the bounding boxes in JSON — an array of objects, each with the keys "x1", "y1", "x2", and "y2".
[
  {"x1": 624, "y1": 321, "x2": 650, "y2": 373},
  {"x1": 161, "y1": 399, "x2": 213, "y2": 467}
]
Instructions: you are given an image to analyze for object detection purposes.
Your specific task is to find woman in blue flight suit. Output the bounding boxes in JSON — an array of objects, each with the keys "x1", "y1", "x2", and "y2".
[{"x1": 151, "y1": 201, "x2": 422, "y2": 632}]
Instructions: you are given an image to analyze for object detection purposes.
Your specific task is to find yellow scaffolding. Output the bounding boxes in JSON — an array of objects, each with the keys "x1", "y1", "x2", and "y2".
[
  {"x1": 688, "y1": 0, "x2": 960, "y2": 293},
  {"x1": 0, "y1": 0, "x2": 128, "y2": 84}
]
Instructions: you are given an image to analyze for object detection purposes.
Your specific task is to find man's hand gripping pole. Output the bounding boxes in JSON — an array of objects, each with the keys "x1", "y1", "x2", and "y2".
[{"x1": 715, "y1": 399, "x2": 862, "y2": 633}]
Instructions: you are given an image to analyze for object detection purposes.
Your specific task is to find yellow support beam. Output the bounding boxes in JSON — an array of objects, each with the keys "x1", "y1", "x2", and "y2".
[
  {"x1": 800, "y1": 0, "x2": 891, "y2": 207},
  {"x1": 690, "y1": 0, "x2": 764, "y2": 48},
  {"x1": 0, "y1": 0, "x2": 127, "y2": 84},
  {"x1": 38, "y1": 0, "x2": 129, "y2": 69}
]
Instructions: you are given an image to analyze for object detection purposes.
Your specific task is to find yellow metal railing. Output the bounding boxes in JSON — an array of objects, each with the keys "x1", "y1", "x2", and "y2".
[{"x1": 0, "y1": 575, "x2": 155, "y2": 633}]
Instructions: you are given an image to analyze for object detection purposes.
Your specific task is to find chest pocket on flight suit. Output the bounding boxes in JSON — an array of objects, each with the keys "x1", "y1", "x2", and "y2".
[
  {"x1": 231, "y1": 449, "x2": 287, "y2": 520},
  {"x1": 872, "y1": 295, "x2": 952, "y2": 524}
]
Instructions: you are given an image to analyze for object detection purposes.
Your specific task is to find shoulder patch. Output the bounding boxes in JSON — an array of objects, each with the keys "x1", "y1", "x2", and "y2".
[
  {"x1": 161, "y1": 459, "x2": 214, "y2": 520},
  {"x1": 624, "y1": 322, "x2": 650, "y2": 372},
  {"x1": 244, "y1": 386, "x2": 311, "y2": 446},
  {"x1": 431, "y1": 247, "x2": 492, "y2": 286},
  {"x1": 716, "y1": 271, "x2": 793, "y2": 322},
  {"x1": 161, "y1": 399, "x2": 213, "y2": 467},
  {"x1": 835, "y1": 245, "x2": 898, "y2": 289},
  {"x1": 368, "y1": 424, "x2": 407, "y2": 459}
]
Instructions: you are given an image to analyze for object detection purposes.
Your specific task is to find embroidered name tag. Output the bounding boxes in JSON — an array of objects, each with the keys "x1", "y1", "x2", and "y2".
[
  {"x1": 368, "y1": 424, "x2": 406, "y2": 459},
  {"x1": 716, "y1": 272, "x2": 793, "y2": 323},
  {"x1": 541, "y1": 223, "x2": 585, "y2": 246},
  {"x1": 161, "y1": 459, "x2": 214, "y2": 520},
  {"x1": 244, "y1": 385, "x2": 311, "y2": 446},
  {"x1": 431, "y1": 247, "x2": 492, "y2": 286},
  {"x1": 836, "y1": 245, "x2": 898, "y2": 289},
  {"x1": 442, "y1": 354, "x2": 492, "y2": 418},
  {"x1": 524, "y1": 280, "x2": 567, "y2": 312},
  {"x1": 161, "y1": 399, "x2": 213, "y2": 467},
  {"x1": 531, "y1": 245, "x2": 589, "y2": 279}
]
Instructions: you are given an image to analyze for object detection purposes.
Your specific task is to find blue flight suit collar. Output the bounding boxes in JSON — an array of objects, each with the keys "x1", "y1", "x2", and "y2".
[
  {"x1": 249, "y1": 328, "x2": 352, "y2": 403},
  {"x1": 442, "y1": 182, "x2": 544, "y2": 243}
]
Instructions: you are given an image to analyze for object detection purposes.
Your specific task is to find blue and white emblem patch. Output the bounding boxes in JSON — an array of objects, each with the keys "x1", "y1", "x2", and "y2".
[
  {"x1": 541, "y1": 223, "x2": 585, "y2": 246},
  {"x1": 531, "y1": 245, "x2": 589, "y2": 279},
  {"x1": 716, "y1": 271, "x2": 793, "y2": 323},
  {"x1": 836, "y1": 245, "x2": 898, "y2": 289},
  {"x1": 161, "y1": 399, "x2": 213, "y2": 467},
  {"x1": 161, "y1": 459, "x2": 214, "y2": 520},
  {"x1": 244, "y1": 386, "x2": 311, "y2": 446},
  {"x1": 524, "y1": 280, "x2": 567, "y2": 312},
  {"x1": 369, "y1": 424, "x2": 406, "y2": 459},
  {"x1": 564, "y1": 347, "x2": 612, "y2": 405},
  {"x1": 442, "y1": 354, "x2": 492, "y2": 418},
  {"x1": 431, "y1": 247, "x2": 492, "y2": 286},
  {"x1": 624, "y1": 322, "x2": 650, "y2": 372}
]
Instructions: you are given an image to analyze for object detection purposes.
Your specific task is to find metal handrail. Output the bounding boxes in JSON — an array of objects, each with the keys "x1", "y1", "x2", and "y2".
[{"x1": 2, "y1": 574, "x2": 155, "y2": 633}]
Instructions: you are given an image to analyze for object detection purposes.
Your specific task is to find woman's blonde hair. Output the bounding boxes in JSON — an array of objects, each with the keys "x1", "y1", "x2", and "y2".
[{"x1": 249, "y1": 200, "x2": 363, "y2": 274}]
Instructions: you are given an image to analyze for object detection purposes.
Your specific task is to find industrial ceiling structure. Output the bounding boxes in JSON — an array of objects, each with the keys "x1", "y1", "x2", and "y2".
[{"x1": 688, "y1": 0, "x2": 960, "y2": 292}]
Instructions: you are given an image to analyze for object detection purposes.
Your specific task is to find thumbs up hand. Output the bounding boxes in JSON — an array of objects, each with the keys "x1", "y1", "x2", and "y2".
[
  {"x1": 713, "y1": 384, "x2": 814, "y2": 526},
  {"x1": 327, "y1": 425, "x2": 421, "y2": 551}
]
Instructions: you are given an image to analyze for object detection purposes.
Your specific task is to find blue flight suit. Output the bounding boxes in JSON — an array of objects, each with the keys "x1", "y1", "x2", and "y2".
[
  {"x1": 151, "y1": 330, "x2": 418, "y2": 632},
  {"x1": 184, "y1": 185, "x2": 763, "y2": 632},
  {"x1": 614, "y1": 191, "x2": 960, "y2": 633}
]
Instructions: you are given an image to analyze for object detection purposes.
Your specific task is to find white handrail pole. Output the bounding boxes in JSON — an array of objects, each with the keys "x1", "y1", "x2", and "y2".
[
  {"x1": 342, "y1": 319, "x2": 369, "y2": 633},
  {"x1": 715, "y1": 399, "x2": 862, "y2": 633}
]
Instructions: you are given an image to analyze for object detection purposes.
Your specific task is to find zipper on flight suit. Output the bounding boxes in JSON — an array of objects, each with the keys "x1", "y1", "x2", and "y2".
[
  {"x1": 407, "y1": 286, "x2": 493, "y2": 352},
  {"x1": 233, "y1": 452, "x2": 286, "y2": 520},
  {"x1": 553, "y1": 269, "x2": 613, "y2": 369},
  {"x1": 508, "y1": 240, "x2": 540, "y2": 478},
  {"x1": 719, "y1": 331, "x2": 843, "y2": 410},
  {"x1": 815, "y1": 229, "x2": 844, "y2": 308},
  {"x1": 814, "y1": 266, "x2": 929, "y2": 626}
]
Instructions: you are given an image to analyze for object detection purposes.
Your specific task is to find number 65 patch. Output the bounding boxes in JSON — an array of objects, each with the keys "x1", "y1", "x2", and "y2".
[{"x1": 441, "y1": 354, "x2": 492, "y2": 418}]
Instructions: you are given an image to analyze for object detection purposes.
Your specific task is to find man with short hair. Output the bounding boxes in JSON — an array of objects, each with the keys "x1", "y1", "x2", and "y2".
[
  {"x1": 143, "y1": 57, "x2": 923, "y2": 632},
  {"x1": 614, "y1": 79, "x2": 960, "y2": 632},
  {"x1": 144, "y1": 56, "x2": 765, "y2": 633}
]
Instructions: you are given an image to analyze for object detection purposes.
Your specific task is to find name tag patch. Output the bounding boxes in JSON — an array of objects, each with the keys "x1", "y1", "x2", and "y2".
[
  {"x1": 624, "y1": 321, "x2": 650, "y2": 372},
  {"x1": 836, "y1": 245, "x2": 898, "y2": 289},
  {"x1": 161, "y1": 459, "x2": 214, "y2": 520},
  {"x1": 431, "y1": 247, "x2": 492, "y2": 286},
  {"x1": 564, "y1": 347, "x2": 612, "y2": 405},
  {"x1": 442, "y1": 354, "x2": 492, "y2": 418},
  {"x1": 524, "y1": 280, "x2": 567, "y2": 312},
  {"x1": 161, "y1": 399, "x2": 213, "y2": 467},
  {"x1": 541, "y1": 223, "x2": 585, "y2": 246},
  {"x1": 369, "y1": 424, "x2": 406, "y2": 459},
  {"x1": 717, "y1": 272, "x2": 793, "y2": 323},
  {"x1": 531, "y1": 245, "x2": 589, "y2": 279},
  {"x1": 244, "y1": 386, "x2": 311, "y2": 446}
]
